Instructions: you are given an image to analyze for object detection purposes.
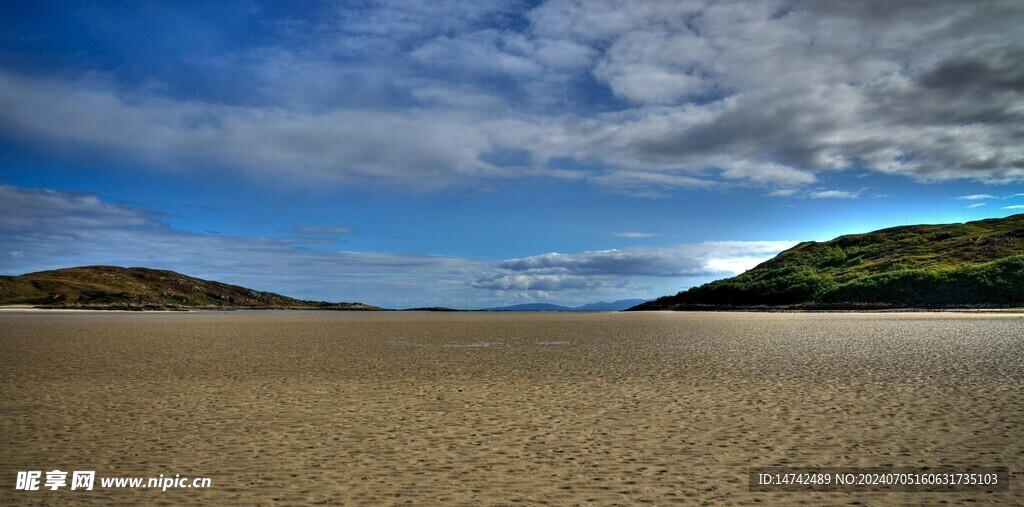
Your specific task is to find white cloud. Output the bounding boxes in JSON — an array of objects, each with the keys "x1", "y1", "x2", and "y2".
[
  {"x1": 470, "y1": 241, "x2": 796, "y2": 291},
  {"x1": 614, "y1": 232, "x2": 657, "y2": 238},
  {"x1": 807, "y1": 189, "x2": 861, "y2": 199},
  {"x1": 704, "y1": 256, "x2": 769, "y2": 275},
  {"x1": 967, "y1": 203, "x2": 987, "y2": 208},
  {"x1": 591, "y1": 170, "x2": 715, "y2": 198},
  {"x1": 1003, "y1": 205, "x2": 1024, "y2": 210},
  {"x1": 410, "y1": 30, "x2": 544, "y2": 77},
  {"x1": 957, "y1": 194, "x2": 997, "y2": 200}
]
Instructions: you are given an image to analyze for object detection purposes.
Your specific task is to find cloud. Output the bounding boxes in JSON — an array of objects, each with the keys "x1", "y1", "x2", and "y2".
[
  {"x1": 807, "y1": 189, "x2": 862, "y2": 199},
  {"x1": 0, "y1": 185, "x2": 486, "y2": 307},
  {"x1": 614, "y1": 232, "x2": 657, "y2": 238},
  {"x1": 1003, "y1": 205, "x2": 1024, "y2": 210},
  {"x1": 2, "y1": 1, "x2": 1022, "y2": 193},
  {"x1": 770, "y1": 186, "x2": 875, "y2": 199},
  {"x1": 590, "y1": 170, "x2": 715, "y2": 198},
  {"x1": 967, "y1": 203, "x2": 987, "y2": 208},
  {"x1": 704, "y1": 256, "x2": 771, "y2": 275},
  {"x1": 469, "y1": 273, "x2": 608, "y2": 292},
  {"x1": 470, "y1": 241, "x2": 796, "y2": 292},
  {"x1": 292, "y1": 226, "x2": 355, "y2": 235},
  {"x1": 410, "y1": 30, "x2": 544, "y2": 77},
  {"x1": 0, "y1": 186, "x2": 156, "y2": 231},
  {"x1": 556, "y1": 0, "x2": 1024, "y2": 185},
  {"x1": 0, "y1": 185, "x2": 794, "y2": 307},
  {"x1": 592, "y1": 29, "x2": 716, "y2": 105},
  {"x1": 957, "y1": 194, "x2": 998, "y2": 200},
  {"x1": 0, "y1": 70, "x2": 544, "y2": 189}
]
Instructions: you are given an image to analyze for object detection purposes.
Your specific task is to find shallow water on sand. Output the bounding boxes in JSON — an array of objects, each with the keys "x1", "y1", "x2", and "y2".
[{"x1": 2, "y1": 311, "x2": 1022, "y2": 505}]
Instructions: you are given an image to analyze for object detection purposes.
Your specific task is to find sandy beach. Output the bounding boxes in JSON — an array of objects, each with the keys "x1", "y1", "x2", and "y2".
[{"x1": 1, "y1": 311, "x2": 1021, "y2": 505}]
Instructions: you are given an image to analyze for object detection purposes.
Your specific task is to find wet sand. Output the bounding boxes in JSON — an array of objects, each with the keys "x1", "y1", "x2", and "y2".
[{"x1": 1, "y1": 311, "x2": 1021, "y2": 505}]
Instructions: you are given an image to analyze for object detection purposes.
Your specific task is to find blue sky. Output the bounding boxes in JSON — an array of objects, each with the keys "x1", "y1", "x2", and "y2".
[{"x1": 1, "y1": 1, "x2": 1022, "y2": 308}]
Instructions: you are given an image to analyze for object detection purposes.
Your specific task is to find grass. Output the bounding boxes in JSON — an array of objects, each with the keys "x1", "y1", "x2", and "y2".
[{"x1": 634, "y1": 214, "x2": 1024, "y2": 310}]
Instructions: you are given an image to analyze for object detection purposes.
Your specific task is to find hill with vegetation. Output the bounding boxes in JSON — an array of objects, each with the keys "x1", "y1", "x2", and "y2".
[
  {"x1": 0, "y1": 266, "x2": 382, "y2": 310},
  {"x1": 631, "y1": 214, "x2": 1024, "y2": 311}
]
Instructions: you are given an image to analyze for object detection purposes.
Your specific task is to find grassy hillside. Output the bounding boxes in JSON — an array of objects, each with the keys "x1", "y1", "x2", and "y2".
[
  {"x1": 0, "y1": 266, "x2": 381, "y2": 310},
  {"x1": 632, "y1": 214, "x2": 1024, "y2": 310}
]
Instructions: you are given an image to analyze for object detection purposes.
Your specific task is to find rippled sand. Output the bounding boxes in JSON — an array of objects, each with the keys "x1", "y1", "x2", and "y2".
[{"x1": 1, "y1": 311, "x2": 1022, "y2": 505}]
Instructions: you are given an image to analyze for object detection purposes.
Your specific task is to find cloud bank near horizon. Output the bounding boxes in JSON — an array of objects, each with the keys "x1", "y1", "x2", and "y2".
[
  {"x1": 470, "y1": 242, "x2": 794, "y2": 292},
  {"x1": 0, "y1": 185, "x2": 793, "y2": 307},
  {"x1": 1, "y1": 1, "x2": 1022, "y2": 197}
]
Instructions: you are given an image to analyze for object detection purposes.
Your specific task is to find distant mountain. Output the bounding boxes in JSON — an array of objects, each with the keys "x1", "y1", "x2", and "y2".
[
  {"x1": 482, "y1": 303, "x2": 574, "y2": 312},
  {"x1": 0, "y1": 266, "x2": 383, "y2": 310},
  {"x1": 631, "y1": 214, "x2": 1024, "y2": 311},
  {"x1": 573, "y1": 299, "x2": 649, "y2": 311},
  {"x1": 483, "y1": 299, "x2": 648, "y2": 312}
]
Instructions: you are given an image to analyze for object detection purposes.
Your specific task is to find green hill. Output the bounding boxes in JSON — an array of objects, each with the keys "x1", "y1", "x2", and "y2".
[
  {"x1": 0, "y1": 266, "x2": 382, "y2": 310},
  {"x1": 631, "y1": 214, "x2": 1024, "y2": 311}
]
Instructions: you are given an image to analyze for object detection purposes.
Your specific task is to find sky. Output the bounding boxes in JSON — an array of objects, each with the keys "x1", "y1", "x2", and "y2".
[{"x1": 1, "y1": 0, "x2": 1022, "y2": 309}]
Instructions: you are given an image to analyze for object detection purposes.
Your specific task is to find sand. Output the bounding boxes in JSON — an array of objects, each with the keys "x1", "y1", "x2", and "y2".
[{"x1": 1, "y1": 311, "x2": 1021, "y2": 505}]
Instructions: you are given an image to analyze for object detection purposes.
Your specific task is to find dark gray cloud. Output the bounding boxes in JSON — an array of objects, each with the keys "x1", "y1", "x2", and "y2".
[
  {"x1": 918, "y1": 53, "x2": 1024, "y2": 94},
  {"x1": 575, "y1": 0, "x2": 1023, "y2": 188}
]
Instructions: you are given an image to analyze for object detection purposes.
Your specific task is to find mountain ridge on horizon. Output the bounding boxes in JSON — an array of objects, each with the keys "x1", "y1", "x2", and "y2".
[
  {"x1": 0, "y1": 266, "x2": 646, "y2": 312},
  {"x1": 5, "y1": 215, "x2": 1023, "y2": 313}
]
